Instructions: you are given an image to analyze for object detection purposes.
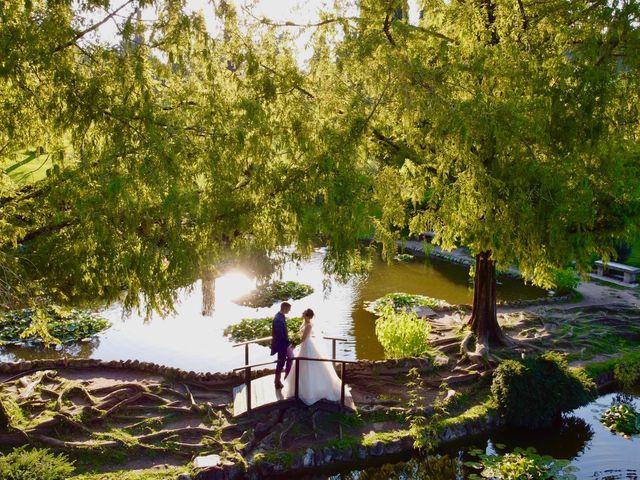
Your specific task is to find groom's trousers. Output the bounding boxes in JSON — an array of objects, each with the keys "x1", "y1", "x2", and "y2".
[{"x1": 275, "y1": 345, "x2": 295, "y2": 381}]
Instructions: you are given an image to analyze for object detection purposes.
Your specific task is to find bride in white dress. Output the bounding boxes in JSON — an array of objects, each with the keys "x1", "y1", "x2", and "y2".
[{"x1": 284, "y1": 308, "x2": 345, "y2": 405}]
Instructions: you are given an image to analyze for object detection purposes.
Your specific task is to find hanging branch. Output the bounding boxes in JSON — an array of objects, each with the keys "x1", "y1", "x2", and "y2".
[
  {"x1": 383, "y1": 13, "x2": 397, "y2": 46},
  {"x1": 52, "y1": 0, "x2": 137, "y2": 53}
]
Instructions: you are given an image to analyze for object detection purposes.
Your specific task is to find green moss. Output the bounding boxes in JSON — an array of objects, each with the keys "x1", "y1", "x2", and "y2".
[
  {"x1": 438, "y1": 400, "x2": 497, "y2": 429},
  {"x1": 582, "y1": 351, "x2": 640, "y2": 379},
  {"x1": 69, "y1": 466, "x2": 192, "y2": 480},
  {"x1": 361, "y1": 429, "x2": 409, "y2": 446},
  {"x1": 252, "y1": 451, "x2": 293, "y2": 467},
  {"x1": 324, "y1": 436, "x2": 360, "y2": 449}
]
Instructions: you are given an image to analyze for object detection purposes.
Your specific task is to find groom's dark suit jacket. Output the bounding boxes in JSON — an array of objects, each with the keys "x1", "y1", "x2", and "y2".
[{"x1": 270, "y1": 311, "x2": 290, "y2": 355}]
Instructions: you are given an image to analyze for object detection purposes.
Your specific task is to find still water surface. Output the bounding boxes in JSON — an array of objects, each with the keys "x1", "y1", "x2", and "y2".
[
  {"x1": 0, "y1": 249, "x2": 545, "y2": 372},
  {"x1": 324, "y1": 393, "x2": 640, "y2": 480}
]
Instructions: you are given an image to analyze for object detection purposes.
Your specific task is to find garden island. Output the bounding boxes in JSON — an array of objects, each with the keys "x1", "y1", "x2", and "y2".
[{"x1": 1, "y1": 0, "x2": 640, "y2": 479}]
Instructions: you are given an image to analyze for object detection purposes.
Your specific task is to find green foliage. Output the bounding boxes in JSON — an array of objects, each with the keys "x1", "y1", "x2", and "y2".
[
  {"x1": 374, "y1": 306, "x2": 431, "y2": 359},
  {"x1": 551, "y1": 269, "x2": 579, "y2": 295},
  {"x1": 0, "y1": 306, "x2": 109, "y2": 346},
  {"x1": 491, "y1": 352, "x2": 596, "y2": 428},
  {"x1": 600, "y1": 403, "x2": 640, "y2": 436},
  {"x1": 232, "y1": 281, "x2": 313, "y2": 308},
  {"x1": 466, "y1": 447, "x2": 576, "y2": 480},
  {"x1": 614, "y1": 358, "x2": 640, "y2": 390},
  {"x1": 367, "y1": 292, "x2": 441, "y2": 316},
  {"x1": 0, "y1": 447, "x2": 75, "y2": 480},
  {"x1": 223, "y1": 316, "x2": 304, "y2": 346}
]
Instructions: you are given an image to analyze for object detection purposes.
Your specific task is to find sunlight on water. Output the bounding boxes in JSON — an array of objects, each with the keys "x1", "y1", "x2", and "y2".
[{"x1": 0, "y1": 248, "x2": 546, "y2": 372}]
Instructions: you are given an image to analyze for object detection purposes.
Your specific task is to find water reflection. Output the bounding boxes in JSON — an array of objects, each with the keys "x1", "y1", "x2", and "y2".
[
  {"x1": 0, "y1": 249, "x2": 547, "y2": 372},
  {"x1": 328, "y1": 455, "x2": 461, "y2": 480},
  {"x1": 328, "y1": 394, "x2": 638, "y2": 480}
]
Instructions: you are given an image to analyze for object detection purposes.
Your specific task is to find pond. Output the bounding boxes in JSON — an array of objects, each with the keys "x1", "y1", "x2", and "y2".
[
  {"x1": 0, "y1": 248, "x2": 546, "y2": 372},
  {"x1": 321, "y1": 393, "x2": 640, "y2": 480}
]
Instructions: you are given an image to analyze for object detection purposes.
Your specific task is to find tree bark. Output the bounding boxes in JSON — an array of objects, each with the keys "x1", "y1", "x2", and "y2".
[{"x1": 468, "y1": 250, "x2": 508, "y2": 346}]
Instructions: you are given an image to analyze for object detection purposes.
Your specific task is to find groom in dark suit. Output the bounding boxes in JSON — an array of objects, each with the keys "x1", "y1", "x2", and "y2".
[{"x1": 271, "y1": 302, "x2": 293, "y2": 389}]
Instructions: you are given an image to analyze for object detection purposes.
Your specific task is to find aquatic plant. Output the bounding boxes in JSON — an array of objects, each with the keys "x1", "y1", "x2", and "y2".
[
  {"x1": 223, "y1": 316, "x2": 304, "y2": 346},
  {"x1": 233, "y1": 281, "x2": 313, "y2": 308},
  {"x1": 366, "y1": 292, "x2": 443, "y2": 316},
  {"x1": 394, "y1": 253, "x2": 414, "y2": 262},
  {"x1": 466, "y1": 447, "x2": 577, "y2": 480},
  {"x1": 600, "y1": 403, "x2": 640, "y2": 436},
  {"x1": 375, "y1": 306, "x2": 431, "y2": 358},
  {"x1": 0, "y1": 306, "x2": 110, "y2": 346},
  {"x1": 0, "y1": 447, "x2": 75, "y2": 480},
  {"x1": 491, "y1": 352, "x2": 596, "y2": 428}
]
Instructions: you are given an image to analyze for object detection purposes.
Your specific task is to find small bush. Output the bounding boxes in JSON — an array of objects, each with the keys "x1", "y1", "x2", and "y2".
[
  {"x1": 466, "y1": 447, "x2": 577, "y2": 480},
  {"x1": 614, "y1": 358, "x2": 640, "y2": 390},
  {"x1": 491, "y1": 352, "x2": 596, "y2": 428},
  {"x1": 233, "y1": 281, "x2": 313, "y2": 308},
  {"x1": 223, "y1": 317, "x2": 304, "y2": 346},
  {"x1": 0, "y1": 447, "x2": 75, "y2": 480},
  {"x1": 375, "y1": 306, "x2": 431, "y2": 358},
  {"x1": 551, "y1": 268, "x2": 579, "y2": 295}
]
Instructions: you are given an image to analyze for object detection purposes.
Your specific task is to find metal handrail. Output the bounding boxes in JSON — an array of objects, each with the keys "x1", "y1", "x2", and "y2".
[
  {"x1": 235, "y1": 356, "x2": 355, "y2": 413},
  {"x1": 231, "y1": 336, "x2": 272, "y2": 347},
  {"x1": 232, "y1": 360, "x2": 277, "y2": 372}
]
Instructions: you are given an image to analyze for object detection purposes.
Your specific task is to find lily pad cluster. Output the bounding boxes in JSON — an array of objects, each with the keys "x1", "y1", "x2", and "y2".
[
  {"x1": 233, "y1": 280, "x2": 314, "y2": 308},
  {"x1": 394, "y1": 253, "x2": 414, "y2": 262},
  {"x1": 0, "y1": 306, "x2": 110, "y2": 346},
  {"x1": 601, "y1": 403, "x2": 640, "y2": 436},
  {"x1": 224, "y1": 316, "x2": 304, "y2": 346},
  {"x1": 365, "y1": 292, "x2": 448, "y2": 316},
  {"x1": 466, "y1": 446, "x2": 577, "y2": 480}
]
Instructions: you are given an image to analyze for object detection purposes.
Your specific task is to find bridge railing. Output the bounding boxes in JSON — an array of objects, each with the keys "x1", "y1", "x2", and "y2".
[
  {"x1": 232, "y1": 335, "x2": 349, "y2": 367},
  {"x1": 232, "y1": 356, "x2": 357, "y2": 414}
]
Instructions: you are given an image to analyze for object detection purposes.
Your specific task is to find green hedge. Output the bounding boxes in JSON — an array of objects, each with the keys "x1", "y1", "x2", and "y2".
[{"x1": 491, "y1": 352, "x2": 596, "y2": 428}]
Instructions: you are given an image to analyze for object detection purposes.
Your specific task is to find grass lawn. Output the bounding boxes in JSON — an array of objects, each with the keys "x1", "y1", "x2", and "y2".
[
  {"x1": 625, "y1": 237, "x2": 640, "y2": 268},
  {"x1": 1, "y1": 149, "x2": 54, "y2": 185}
]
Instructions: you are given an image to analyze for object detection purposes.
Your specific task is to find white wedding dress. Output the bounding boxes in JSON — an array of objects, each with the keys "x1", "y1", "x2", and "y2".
[{"x1": 284, "y1": 322, "x2": 346, "y2": 405}]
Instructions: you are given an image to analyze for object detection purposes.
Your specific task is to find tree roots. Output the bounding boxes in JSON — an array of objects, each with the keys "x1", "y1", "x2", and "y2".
[{"x1": 0, "y1": 370, "x2": 231, "y2": 457}]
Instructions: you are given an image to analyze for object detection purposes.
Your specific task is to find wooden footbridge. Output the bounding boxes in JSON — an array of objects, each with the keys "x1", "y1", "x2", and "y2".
[{"x1": 231, "y1": 336, "x2": 356, "y2": 416}]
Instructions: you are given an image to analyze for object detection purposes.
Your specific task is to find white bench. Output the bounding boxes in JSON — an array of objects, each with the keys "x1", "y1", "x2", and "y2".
[{"x1": 594, "y1": 260, "x2": 640, "y2": 284}]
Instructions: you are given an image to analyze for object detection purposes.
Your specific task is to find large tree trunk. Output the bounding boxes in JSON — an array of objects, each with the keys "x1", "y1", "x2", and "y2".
[{"x1": 467, "y1": 250, "x2": 509, "y2": 347}]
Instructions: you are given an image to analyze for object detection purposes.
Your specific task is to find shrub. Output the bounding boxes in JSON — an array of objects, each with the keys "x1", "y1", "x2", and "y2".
[
  {"x1": 491, "y1": 352, "x2": 596, "y2": 428},
  {"x1": 466, "y1": 447, "x2": 577, "y2": 480},
  {"x1": 232, "y1": 281, "x2": 313, "y2": 308},
  {"x1": 223, "y1": 317, "x2": 304, "y2": 346},
  {"x1": 600, "y1": 403, "x2": 640, "y2": 436},
  {"x1": 0, "y1": 447, "x2": 75, "y2": 480},
  {"x1": 614, "y1": 358, "x2": 640, "y2": 390},
  {"x1": 551, "y1": 268, "x2": 579, "y2": 295},
  {"x1": 375, "y1": 306, "x2": 431, "y2": 358}
]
